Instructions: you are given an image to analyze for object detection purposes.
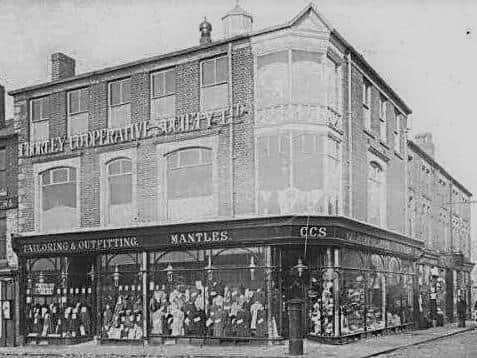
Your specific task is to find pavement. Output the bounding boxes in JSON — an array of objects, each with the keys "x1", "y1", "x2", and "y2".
[{"x1": 0, "y1": 321, "x2": 475, "y2": 358}]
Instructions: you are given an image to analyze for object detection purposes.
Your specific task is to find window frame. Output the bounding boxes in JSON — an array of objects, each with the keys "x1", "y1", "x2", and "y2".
[
  {"x1": 200, "y1": 56, "x2": 229, "y2": 89},
  {"x1": 108, "y1": 78, "x2": 131, "y2": 108},
  {"x1": 151, "y1": 68, "x2": 176, "y2": 99},
  {"x1": 367, "y1": 160, "x2": 386, "y2": 227},
  {"x1": 394, "y1": 112, "x2": 403, "y2": 153},
  {"x1": 362, "y1": 80, "x2": 371, "y2": 129},
  {"x1": 107, "y1": 157, "x2": 133, "y2": 206},
  {"x1": 30, "y1": 96, "x2": 50, "y2": 123},
  {"x1": 67, "y1": 87, "x2": 89, "y2": 116},
  {"x1": 378, "y1": 95, "x2": 387, "y2": 142}
]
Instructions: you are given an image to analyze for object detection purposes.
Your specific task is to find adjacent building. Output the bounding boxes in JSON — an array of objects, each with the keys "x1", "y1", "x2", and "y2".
[
  {"x1": 6, "y1": 2, "x2": 470, "y2": 346},
  {"x1": 408, "y1": 133, "x2": 473, "y2": 325}
]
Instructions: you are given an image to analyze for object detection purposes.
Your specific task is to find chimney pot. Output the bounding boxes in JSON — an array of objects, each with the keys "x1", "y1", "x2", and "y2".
[
  {"x1": 51, "y1": 52, "x2": 75, "y2": 81},
  {"x1": 415, "y1": 132, "x2": 435, "y2": 158}
]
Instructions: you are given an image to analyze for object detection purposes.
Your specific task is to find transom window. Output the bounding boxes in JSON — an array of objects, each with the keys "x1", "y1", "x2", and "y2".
[
  {"x1": 151, "y1": 69, "x2": 176, "y2": 120},
  {"x1": 167, "y1": 148, "x2": 213, "y2": 199},
  {"x1": 30, "y1": 97, "x2": 50, "y2": 142},
  {"x1": 200, "y1": 56, "x2": 228, "y2": 111},
  {"x1": 68, "y1": 88, "x2": 89, "y2": 136},
  {"x1": 108, "y1": 158, "x2": 132, "y2": 205},
  {"x1": 109, "y1": 78, "x2": 131, "y2": 128}
]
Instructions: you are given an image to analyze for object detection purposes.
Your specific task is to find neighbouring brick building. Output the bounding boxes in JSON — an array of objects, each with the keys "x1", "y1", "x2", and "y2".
[
  {"x1": 8, "y1": 2, "x2": 468, "y2": 346},
  {"x1": 407, "y1": 133, "x2": 473, "y2": 326},
  {"x1": 0, "y1": 83, "x2": 19, "y2": 347}
]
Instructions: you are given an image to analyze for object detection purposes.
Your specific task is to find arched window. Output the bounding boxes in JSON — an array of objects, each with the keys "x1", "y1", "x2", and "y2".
[
  {"x1": 40, "y1": 166, "x2": 77, "y2": 231},
  {"x1": 368, "y1": 161, "x2": 385, "y2": 226},
  {"x1": 106, "y1": 158, "x2": 133, "y2": 225},
  {"x1": 166, "y1": 147, "x2": 214, "y2": 219}
]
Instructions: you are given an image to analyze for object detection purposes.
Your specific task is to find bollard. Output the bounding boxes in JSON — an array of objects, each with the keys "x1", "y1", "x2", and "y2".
[{"x1": 287, "y1": 299, "x2": 304, "y2": 356}]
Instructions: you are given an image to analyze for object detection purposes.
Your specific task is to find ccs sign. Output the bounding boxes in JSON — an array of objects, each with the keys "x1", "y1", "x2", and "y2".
[{"x1": 299, "y1": 226, "x2": 327, "y2": 238}]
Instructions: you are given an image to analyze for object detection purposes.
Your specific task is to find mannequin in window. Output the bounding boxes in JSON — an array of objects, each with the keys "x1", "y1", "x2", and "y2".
[
  {"x1": 80, "y1": 304, "x2": 91, "y2": 336},
  {"x1": 171, "y1": 300, "x2": 185, "y2": 336},
  {"x1": 210, "y1": 295, "x2": 225, "y2": 338},
  {"x1": 103, "y1": 304, "x2": 113, "y2": 336},
  {"x1": 183, "y1": 289, "x2": 196, "y2": 335},
  {"x1": 250, "y1": 292, "x2": 266, "y2": 337},
  {"x1": 235, "y1": 295, "x2": 251, "y2": 337}
]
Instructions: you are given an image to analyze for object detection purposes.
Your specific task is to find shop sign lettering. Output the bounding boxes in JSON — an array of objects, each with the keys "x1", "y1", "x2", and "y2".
[
  {"x1": 169, "y1": 231, "x2": 230, "y2": 245},
  {"x1": 299, "y1": 226, "x2": 327, "y2": 238},
  {"x1": 33, "y1": 283, "x2": 55, "y2": 295},
  {"x1": 22, "y1": 236, "x2": 139, "y2": 254},
  {"x1": 19, "y1": 103, "x2": 248, "y2": 158}
]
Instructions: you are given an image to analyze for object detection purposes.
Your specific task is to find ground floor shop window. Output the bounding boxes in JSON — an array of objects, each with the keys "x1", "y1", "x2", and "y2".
[
  {"x1": 25, "y1": 256, "x2": 95, "y2": 339},
  {"x1": 100, "y1": 253, "x2": 143, "y2": 340},
  {"x1": 148, "y1": 247, "x2": 278, "y2": 339}
]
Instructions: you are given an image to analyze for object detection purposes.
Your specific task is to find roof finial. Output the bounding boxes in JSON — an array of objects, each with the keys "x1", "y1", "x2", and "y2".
[{"x1": 199, "y1": 16, "x2": 212, "y2": 45}]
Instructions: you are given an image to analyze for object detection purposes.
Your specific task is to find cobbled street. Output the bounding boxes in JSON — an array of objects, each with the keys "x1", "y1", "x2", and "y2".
[{"x1": 377, "y1": 330, "x2": 477, "y2": 357}]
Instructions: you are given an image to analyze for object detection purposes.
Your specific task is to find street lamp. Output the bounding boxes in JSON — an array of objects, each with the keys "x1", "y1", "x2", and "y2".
[{"x1": 293, "y1": 258, "x2": 308, "y2": 278}]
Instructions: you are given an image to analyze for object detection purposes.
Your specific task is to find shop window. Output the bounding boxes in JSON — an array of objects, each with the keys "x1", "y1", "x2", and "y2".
[
  {"x1": 257, "y1": 132, "x2": 326, "y2": 216},
  {"x1": 100, "y1": 253, "x2": 143, "y2": 341},
  {"x1": 106, "y1": 158, "x2": 134, "y2": 226},
  {"x1": 67, "y1": 88, "x2": 89, "y2": 136},
  {"x1": 151, "y1": 68, "x2": 176, "y2": 120},
  {"x1": 40, "y1": 167, "x2": 78, "y2": 232},
  {"x1": 109, "y1": 78, "x2": 131, "y2": 129},
  {"x1": 366, "y1": 254, "x2": 385, "y2": 331},
  {"x1": 201, "y1": 56, "x2": 228, "y2": 111},
  {"x1": 0, "y1": 148, "x2": 5, "y2": 194},
  {"x1": 147, "y1": 247, "x2": 275, "y2": 340},
  {"x1": 166, "y1": 147, "x2": 214, "y2": 220},
  {"x1": 25, "y1": 256, "x2": 95, "y2": 340},
  {"x1": 30, "y1": 96, "x2": 50, "y2": 142},
  {"x1": 368, "y1": 161, "x2": 386, "y2": 227}
]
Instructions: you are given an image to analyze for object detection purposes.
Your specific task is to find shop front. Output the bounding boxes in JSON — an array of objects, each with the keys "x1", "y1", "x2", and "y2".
[{"x1": 13, "y1": 216, "x2": 423, "y2": 345}]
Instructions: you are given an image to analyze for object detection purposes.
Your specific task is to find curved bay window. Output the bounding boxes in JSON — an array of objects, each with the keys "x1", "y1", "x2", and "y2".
[
  {"x1": 257, "y1": 132, "x2": 326, "y2": 215},
  {"x1": 40, "y1": 167, "x2": 77, "y2": 232},
  {"x1": 148, "y1": 247, "x2": 277, "y2": 340},
  {"x1": 25, "y1": 256, "x2": 95, "y2": 340},
  {"x1": 166, "y1": 147, "x2": 214, "y2": 220},
  {"x1": 100, "y1": 253, "x2": 143, "y2": 341},
  {"x1": 106, "y1": 158, "x2": 133, "y2": 226}
]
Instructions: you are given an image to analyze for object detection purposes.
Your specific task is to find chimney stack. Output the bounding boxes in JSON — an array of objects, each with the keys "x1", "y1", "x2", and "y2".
[
  {"x1": 199, "y1": 17, "x2": 212, "y2": 45},
  {"x1": 222, "y1": 1, "x2": 253, "y2": 38},
  {"x1": 415, "y1": 132, "x2": 435, "y2": 158},
  {"x1": 51, "y1": 52, "x2": 75, "y2": 81}
]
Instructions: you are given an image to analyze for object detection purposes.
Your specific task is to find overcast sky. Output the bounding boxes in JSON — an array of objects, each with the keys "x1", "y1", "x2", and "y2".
[{"x1": 1, "y1": 0, "x2": 476, "y2": 245}]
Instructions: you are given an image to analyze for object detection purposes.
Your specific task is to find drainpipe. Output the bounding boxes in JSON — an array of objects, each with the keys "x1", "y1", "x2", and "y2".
[{"x1": 346, "y1": 52, "x2": 352, "y2": 216}]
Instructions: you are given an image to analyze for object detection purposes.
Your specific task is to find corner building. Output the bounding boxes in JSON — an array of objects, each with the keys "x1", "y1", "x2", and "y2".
[{"x1": 11, "y1": 4, "x2": 423, "y2": 345}]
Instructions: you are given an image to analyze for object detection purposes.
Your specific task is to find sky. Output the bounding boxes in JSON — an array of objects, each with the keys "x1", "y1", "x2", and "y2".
[{"x1": 0, "y1": 0, "x2": 476, "y2": 252}]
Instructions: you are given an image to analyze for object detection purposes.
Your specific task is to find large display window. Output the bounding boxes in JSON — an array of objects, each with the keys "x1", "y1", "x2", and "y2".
[
  {"x1": 147, "y1": 246, "x2": 278, "y2": 340},
  {"x1": 100, "y1": 253, "x2": 143, "y2": 341},
  {"x1": 25, "y1": 256, "x2": 95, "y2": 340}
]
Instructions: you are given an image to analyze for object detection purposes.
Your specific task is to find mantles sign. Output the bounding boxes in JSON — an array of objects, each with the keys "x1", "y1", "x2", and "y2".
[
  {"x1": 19, "y1": 103, "x2": 248, "y2": 158},
  {"x1": 169, "y1": 231, "x2": 230, "y2": 245},
  {"x1": 22, "y1": 236, "x2": 139, "y2": 255}
]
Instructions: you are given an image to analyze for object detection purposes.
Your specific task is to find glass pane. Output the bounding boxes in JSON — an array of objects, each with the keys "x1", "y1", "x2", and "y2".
[
  {"x1": 42, "y1": 182, "x2": 77, "y2": 210},
  {"x1": 151, "y1": 95, "x2": 175, "y2": 120},
  {"x1": 201, "y1": 148, "x2": 212, "y2": 164},
  {"x1": 179, "y1": 149, "x2": 200, "y2": 167},
  {"x1": 165, "y1": 69, "x2": 176, "y2": 94},
  {"x1": 292, "y1": 50, "x2": 321, "y2": 104},
  {"x1": 121, "y1": 79, "x2": 131, "y2": 103},
  {"x1": 257, "y1": 51, "x2": 289, "y2": 108},
  {"x1": 0, "y1": 172, "x2": 5, "y2": 192},
  {"x1": 70, "y1": 167, "x2": 77, "y2": 182},
  {"x1": 0, "y1": 150, "x2": 5, "y2": 171},
  {"x1": 109, "y1": 174, "x2": 132, "y2": 205},
  {"x1": 41, "y1": 97, "x2": 49, "y2": 119},
  {"x1": 32, "y1": 100, "x2": 41, "y2": 122},
  {"x1": 108, "y1": 160, "x2": 121, "y2": 175},
  {"x1": 121, "y1": 159, "x2": 132, "y2": 173},
  {"x1": 41, "y1": 171, "x2": 50, "y2": 185},
  {"x1": 167, "y1": 152, "x2": 178, "y2": 169},
  {"x1": 52, "y1": 168, "x2": 68, "y2": 183},
  {"x1": 69, "y1": 90, "x2": 80, "y2": 114},
  {"x1": 110, "y1": 81, "x2": 121, "y2": 105},
  {"x1": 152, "y1": 72, "x2": 164, "y2": 97},
  {"x1": 80, "y1": 88, "x2": 89, "y2": 112},
  {"x1": 167, "y1": 165, "x2": 212, "y2": 199},
  {"x1": 201, "y1": 83, "x2": 228, "y2": 111},
  {"x1": 216, "y1": 57, "x2": 228, "y2": 83},
  {"x1": 31, "y1": 121, "x2": 49, "y2": 142},
  {"x1": 109, "y1": 104, "x2": 131, "y2": 128},
  {"x1": 202, "y1": 60, "x2": 215, "y2": 86},
  {"x1": 69, "y1": 112, "x2": 89, "y2": 136}
]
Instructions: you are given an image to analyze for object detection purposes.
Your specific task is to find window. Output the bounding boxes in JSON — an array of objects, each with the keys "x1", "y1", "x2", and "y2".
[
  {"x1": 0, "y1": 149, "x2": 5, "y2": 194},
  {"x1": 151, "y1": 69, "x2": 176, "y2": 120},
  {"x1": 107, "y1": 158, "x2": 133, "y2": 226},
  {"x1": 394, "y1": 112, "x2": 402, "y2": 153},
  {"x1": 368, "y1": 161, "x2": 385, "y2": 226},
  {"x1": 109, "y1": 78, "x2": 131, "y2": 129},
  {"x1": 67, "y1": 88, "x2": 89, "y2": 136},
  {"x1": 30, "y1": 97, "x2": 50, "y2": 142},
  {"x1": 362, "y1": 80, "x2": 371, "y2": 130},
  {"x1": 257, "y1": 132, "x2": 326, "y2": 215},
  {"x1": 257, "y1": 50, "x2": 324, "y2": 109},
  {"x1": 40, "y1": 167, "x2": 77, "y2": 231},
  {"x1": 0, "y1": 216, "x2": 5, "y2": 260},
  {"x1": 326, "y1": 57, "x2": 341, "y2": 113},
  {"x1": 328, "y1": 138, "x2": 341, "y2": 215},
  {"x1": 201, "y1": 56, "x2": 228, "y2": 111},
  {"x1": 166, "y1": 148, "x2": 214, "y2": 219},
  {"x1": 379, "y1": 96, "x2": 387, "y2": 142}
]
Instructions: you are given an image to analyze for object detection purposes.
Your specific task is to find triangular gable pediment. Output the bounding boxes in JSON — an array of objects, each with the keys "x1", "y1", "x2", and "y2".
[{"x1": 289, "y1": 3, "x2": 333, "y2": 34}]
